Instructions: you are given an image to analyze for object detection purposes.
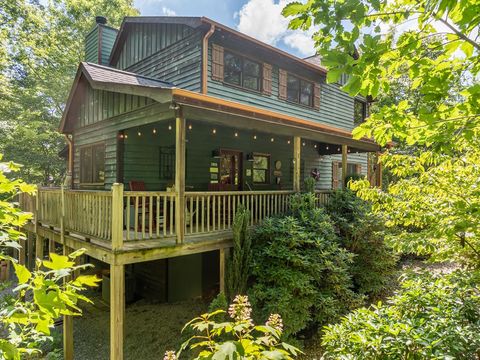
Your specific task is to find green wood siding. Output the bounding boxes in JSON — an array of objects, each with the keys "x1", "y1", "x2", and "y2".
[
  {"x1": 125, "y1": 32, "x2": 202, "y2": 91},
  {"x1": 207, "y1": 42, "x2": 356, "y2": 132},
  {"x1": 115, "y1": 23, "x2": 195, "y2": 70},
  {"x1": 99, "y1": 26, "x2": 118, "y2": 65},
  {"x1": 75, "y1": 84, "x2": 155, "y2": 129},
  {"x1": 73, "y1": 103, "x2": 173, "y2": 189},
  {"x1": 85, "y1": 27, "x2": 99, "y2": 63}
]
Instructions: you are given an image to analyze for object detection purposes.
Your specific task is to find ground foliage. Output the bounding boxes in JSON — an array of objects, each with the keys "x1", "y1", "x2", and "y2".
[
  {"x1": 172, "y1": 295, "x2": 302, "y2": 360},
  {"x1": 0, "y1": 0, "x2": 138, "y2": 184},
  {"x1": 249, "y1": 191, "x2": 363, "y2": 338},
  {"x1": 325, "y1": 189, "x2": 397, "y2": 297},
  {"x1": 0, "y1": 155, "x2": 100, "y2": 359},
  {"x1": 283, "y1": 0, "x2": 480, "y2": 266},
  {"x1": 321, "y1": 269, "x2": 480, "y2": 359}
]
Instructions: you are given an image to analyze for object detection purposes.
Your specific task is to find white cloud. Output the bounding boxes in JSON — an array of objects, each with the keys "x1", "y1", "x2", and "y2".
[
  {"x1": 236, "y1": 0, "x2": 316, "y2": 57},
  {"x1": 162, "y1": 6, "x2": 176, "y2": 16}
]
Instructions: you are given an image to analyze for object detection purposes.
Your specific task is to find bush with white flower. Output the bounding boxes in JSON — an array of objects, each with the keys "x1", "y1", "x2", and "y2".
[{"x1": 165, "y1": 295, "x2": 301, "y2": 359}]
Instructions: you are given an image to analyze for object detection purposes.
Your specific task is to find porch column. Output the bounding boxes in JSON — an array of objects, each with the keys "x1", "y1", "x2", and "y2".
[
  {"x1": 341, "y1": 145, "x2": 348, "y2": 189},
  {"x1": 175, "y1": 108, "x2": 186, "y2": 244},
  {"x1": 293, "y1": 136, "x2": 301, "y2": 192},
  {"x1": 63, "y1": 246, "x2": 74, "y2": 360},
  {"x1": 111, "y1": 183, "x2": 124, "y2": 251},
  {"x1": 110, "y1": 264, "x2": 125, "y2": 360}
]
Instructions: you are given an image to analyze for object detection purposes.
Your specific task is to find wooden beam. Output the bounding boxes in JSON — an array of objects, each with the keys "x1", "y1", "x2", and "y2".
[
  {"x1": 219, "y1": 248, "x2": 226, "y2": 293},
  {"x1": 18, "y1": 236, "x2": 26, "y2": 266},
  {"x1": 110, "y1": 264, "x2": 125, "y2": 360},
  {"x1": 63, "y1": 246, "x2": 74, "y2": 360},
  {"x1": 342, "y1": 145, "x2": 348, "y2": 189},
  {"x1": 293, "y1": 136, "x2": 301, "y2": 192},
  {"x1": 111, "y1": 183, "x2": 124, "y2": 251},
  {"x1": 175, "y1": 109, "x2": 186, "y2": 244}
]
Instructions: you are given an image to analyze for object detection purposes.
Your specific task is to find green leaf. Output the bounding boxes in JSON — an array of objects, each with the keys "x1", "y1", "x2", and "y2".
[
  {"x1": 282, "y1": 2, "x2": 305, "y2": 17},
  {"x1": 212, "y1": 342, "x2": 238, "y2": 359},
  {"x1": 43, "y1": 253, "x2": 75, "y2": 270},
  {"x1": 13, "y1": 263, "x2": 31, "y2": 284}
]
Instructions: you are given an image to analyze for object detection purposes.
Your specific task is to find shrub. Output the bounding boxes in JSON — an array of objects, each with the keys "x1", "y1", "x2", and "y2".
[
  {"x1": 249, "y1": 192, "x2": 363, "y2": 338},
  {"x1": 170, "y1": 295, "x2": 302, "y2": 360},
  {"x1": 321, "y1": 270, "x2": 480, "y2": 359},
  {"x1": 325, "y1": 189, "x2": 397, "y2": 297},
  {"x1": 225, "y1": 204, "x2": 252, "y2": 301}
]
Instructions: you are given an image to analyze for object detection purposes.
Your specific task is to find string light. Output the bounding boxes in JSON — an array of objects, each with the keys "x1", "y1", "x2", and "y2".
[
  {"x1": 253, "y1": 135, "x2": 257, "y2": 140},
  {"x1": 287, "y1": 140, "x2": 291, "y2": 144},
  {"x1": 302, "y1": 142, "x2": 306, "y2": 146},
  {"x1": 326, "y1": 145, "x2": 329, "y2": 150},
  {"x1": 137, "y1": 131, "x2": 142, "y2": 136},
  {"x1": 188, "y1": 124, "x2": 192, "y2": 130},
  {"x1": 212, "y1": 129, "x2": 216, "y2": 134},
  {"x1": 153, "y1": 128, "x2": 157, "y2": 134},
  {"x1": 314, "y1": 144, "x2": 317, "y2": 148},
  {"x1": 124, "y1": 134, "x2": 128, "y2": 139},
  {"x1": 337, "y1": 147, "x2": 340, "y2": 152},
  {"x1": 168, "y1": 125, "x2": 172, "y2": 131},
  {"x1": 234, "y1": 132, "x2": 238, "y2": 137},
  {"x1": 271, "y1": 137, "x2": 274, "y2": 142},
  {"x1": 119, "y1": 134, "x2": 124, "y2": 139}
]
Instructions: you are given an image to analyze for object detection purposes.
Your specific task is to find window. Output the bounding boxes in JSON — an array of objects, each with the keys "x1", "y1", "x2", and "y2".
[
  {"x1": 159, "y1": 146, "x2": 175, "y2": 180},
  {"x1": 333, "y1": 162, "x2": 362, "y2": 189},
  {"x1": 252, "y1": 154, "x2": 270, "y2": 184},
  {"x1": 354, "y1": 99, "x2": 367, "y2": 125},
  {"x1": 287, "y1": 74, "x2": 314, "y2": 107},
  {"x1": 224, "y1": 51, "x2": 261, "y2": 91},
  {"x1": 80, "y1": 143, "x2": 105, "y2": 184}
]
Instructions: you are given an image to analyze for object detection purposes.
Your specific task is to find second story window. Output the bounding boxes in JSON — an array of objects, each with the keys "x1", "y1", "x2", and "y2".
[
  {"x1": 224, "y1": 51, "x2": 261, "y2": 91},
  {"x1": 287, "y1": 74, "x2": 314, "y2": 107},
  {"x1": 354, "y1": 99, "x2": 367, "y2": 125}
]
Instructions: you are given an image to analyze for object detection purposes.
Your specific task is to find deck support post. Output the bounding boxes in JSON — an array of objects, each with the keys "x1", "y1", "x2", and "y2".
[
  {"x1": 63, "y1": 246, "x2": 74, "y2": 360},
  {"x1": 48, "y1": 239, "x2": 56, "y2": 255},
  {"x1": 111, "y1": 183, "x2": 124, "y2": 251},
  {"x1": 219, "y1": 248, "x2": 226, "y2": 294},
  {"x1": 293, "y1": 136, "x2": 301, "y2": 192},
  {"x1": 27, "y1": 232, "x2": 34, "y2": 270},
  {"x1": 341, "y1": 145, "x2": 348, "y2": 189},
  {"x1": 19, "y1": 234, "x2": 26, "y2": 266},
  {"x1": 175, "y1": 108, "x2": 186, "y2": 244},
  {"x1": 110, "y1": 264, "x2": 125, "y2": 360},
  {"x1": 35, "y1": 234, "x2": 43, "y2": 262}
]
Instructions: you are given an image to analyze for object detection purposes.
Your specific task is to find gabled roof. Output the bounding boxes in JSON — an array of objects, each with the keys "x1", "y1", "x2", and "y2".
[
  {"x1": 108, "y1": 16, "x2": 327, "y2": 75},
  {"x1": 59, "y1": 62, "x2": 174, "y2": 132}
]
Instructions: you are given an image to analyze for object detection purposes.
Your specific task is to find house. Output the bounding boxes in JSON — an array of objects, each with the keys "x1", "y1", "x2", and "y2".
[{"x1": 18, "y1": 15, "x2": 381, "y2": 360}]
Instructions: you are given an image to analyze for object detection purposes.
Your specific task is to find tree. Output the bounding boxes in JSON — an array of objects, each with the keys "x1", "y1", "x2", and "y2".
[
  {"x1": 283, "y1": 0, "x2": 480, "y2": 265},
  {"x1": 0, "y1": 154, "x2": 100, "y2": 358},
  {"x1": 0, "y1": 0, "x2": 138, "y2": 184}
]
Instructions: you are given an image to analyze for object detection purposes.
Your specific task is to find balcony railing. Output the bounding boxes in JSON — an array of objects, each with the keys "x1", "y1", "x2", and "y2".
[{"x1": 18, "y1": 187, "x2": 332, "y2": 247}]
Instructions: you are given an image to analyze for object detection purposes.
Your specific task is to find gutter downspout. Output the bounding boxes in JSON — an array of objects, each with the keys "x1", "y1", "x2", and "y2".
[
  {"x1": 64, "y1": 134, "x2": 74, "y2": 189},
  {"x1": 202, "y1": 24, "x2": 215, "y2": 94}
]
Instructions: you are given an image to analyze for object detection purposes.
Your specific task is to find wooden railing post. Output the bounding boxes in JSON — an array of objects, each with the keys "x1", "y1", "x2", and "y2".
[
  {"x1": 341, "y1": 145, "x2": 348, "y2": 189},
  {"x1": 175, "y1": 108, "x2": 186, "y2": 244},
  {"x1": 60, "y1": 186, "x2": 65, "y2": 245},
  {"x1": 293, "y1": 136, "x2": 301, "y2": 192},
  {"x1": 111, "y1": 183, "x2": 124, "y2": 251}
]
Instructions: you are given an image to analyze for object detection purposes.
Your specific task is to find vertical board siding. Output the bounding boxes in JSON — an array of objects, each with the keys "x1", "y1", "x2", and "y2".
[
  {"x1": 115, "y1": 23, "x2": 195, "y2": 70},
  {"x1": 207, "y1": 43, "x2": 356, "y2": 131},
  {"x1": 125, "y1": 32, "x2": 202, "y2": 91},
  {"x1": 73, "y1": 103, "x2": 174, "y2": 189},
  {"x1": 76, "y1": 84, "x2": 155, "y2": 128}
]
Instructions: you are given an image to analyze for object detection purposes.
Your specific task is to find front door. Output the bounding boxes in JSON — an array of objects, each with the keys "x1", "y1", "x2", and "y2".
[{"x1": 219, "y1": 150, "x2": 242, "y2": 191}]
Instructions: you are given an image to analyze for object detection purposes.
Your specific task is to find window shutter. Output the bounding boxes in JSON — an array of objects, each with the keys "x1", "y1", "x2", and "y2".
[
  {"x1": 332, "y1": 162, "x2": 339, "y2": 189},
  {"x1": 278, "y1": 69, "x2": 287, "y2": 100},
  {"x1": 262, "y1": 63, "x2": 272, "y2": 95},
  {"x1": 313, "y1": 82, "x2": 321, "y2": 110},
  {"x1": 211, "y1": 44, "x2": 224, "y2": 81}
]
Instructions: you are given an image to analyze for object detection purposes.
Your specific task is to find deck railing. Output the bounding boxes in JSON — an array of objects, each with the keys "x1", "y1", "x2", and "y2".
[{"x1": 19, "y1": 187, "x2": 332, "y2": 245}]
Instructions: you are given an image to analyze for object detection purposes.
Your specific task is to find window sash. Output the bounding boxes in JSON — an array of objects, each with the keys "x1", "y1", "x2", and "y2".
[
  {"x1": 287, "y1": 74, "x2": 314, "y2": 107},
  {"x1": 224, "y1": 51, "x2": 261, "y2": 91},
  {"x1": 80, "y1": 143, "x2": 105, "y2": 184},
  {"x1": 253, "y1": 154, "x2": 270, "y2": 184}
]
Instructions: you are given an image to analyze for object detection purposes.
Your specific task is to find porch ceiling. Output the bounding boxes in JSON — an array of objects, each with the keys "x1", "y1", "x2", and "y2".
[{"x1": 172, "y1": 89, "x2": 380, "y2": 152}]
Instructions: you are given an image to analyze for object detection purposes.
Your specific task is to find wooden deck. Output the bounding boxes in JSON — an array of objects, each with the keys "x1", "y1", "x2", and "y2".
[{"x1": 19, "y1": 187, "x2": 331, "y2": 264}]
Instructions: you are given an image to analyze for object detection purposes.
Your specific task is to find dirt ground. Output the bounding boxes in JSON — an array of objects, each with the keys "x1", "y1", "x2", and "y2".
[{"x1": 68, "y1": 292, "x2": 208, "y2": 360}]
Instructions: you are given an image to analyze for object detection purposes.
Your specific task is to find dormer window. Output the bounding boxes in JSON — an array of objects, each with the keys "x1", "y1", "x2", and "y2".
[
  {"x1": 224, "y1": 51, "x2": 261, "y2": 91},
  {"x1": 286, "y1": 74, "x2": 314, "y2": 107}
]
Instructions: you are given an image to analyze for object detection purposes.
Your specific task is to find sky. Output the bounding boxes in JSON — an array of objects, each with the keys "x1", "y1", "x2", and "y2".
[{"x1": 134, "y1": 0, "x2": 317, "y2": 58}]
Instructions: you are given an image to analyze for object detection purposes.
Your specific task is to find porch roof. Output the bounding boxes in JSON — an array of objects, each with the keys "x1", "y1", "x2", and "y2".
[{"x1": 59, "y1": 62, "x2": 379, "y2": 152}]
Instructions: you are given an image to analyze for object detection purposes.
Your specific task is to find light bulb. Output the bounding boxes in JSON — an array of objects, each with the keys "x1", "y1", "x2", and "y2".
[
  {"x1": 253, "y1": 135, "x2": 257, "y2": 140},
  {"x1": 271, "y1": 138, "x2": 274, "y2": 142},
  {"x1": 234, "y1": 132, "x2": 238, "y2": 137},
  {"x1": 168, "y1": 125, "x2": 172, "y2": 130},
  {"x1": 153, "y1": 128, "x2": 156, "y2": 134},
  {"x1": 212, "y1": 129, "x2": 216, "y2": 134}
]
